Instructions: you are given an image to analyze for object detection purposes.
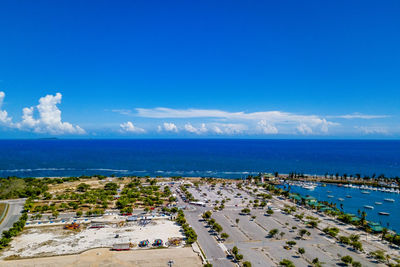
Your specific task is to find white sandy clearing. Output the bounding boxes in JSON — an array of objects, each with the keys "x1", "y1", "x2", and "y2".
[{"x1": 1, "y1": 220, "x2": 184, "y2": 259}]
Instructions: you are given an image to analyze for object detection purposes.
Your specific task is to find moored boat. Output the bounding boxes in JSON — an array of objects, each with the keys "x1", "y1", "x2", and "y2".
[
  {"x1": 327, "y1": 195, "x2": 334, "y2": 198},
  {"x1": 375, "y1": 202, "x2": 382, "y2": 205},
  {"x1": 361, "y1": 191, "x2": 370, "y2": 194},
  {"x1": 384, "y1": 198, "x2": 395, "y2": 202},
  {"x1": 346, "y1": 195, "x2": 352, "y2": 198},
  {"x1": 363, "y1": 205, "x2": 374, "y2": 209},
  {"x1": 338, "y1": 198, "x2": 344, "y2": 201},
  {"x1": 379, "y1": 212, "x2": 390, "y2": 216}
]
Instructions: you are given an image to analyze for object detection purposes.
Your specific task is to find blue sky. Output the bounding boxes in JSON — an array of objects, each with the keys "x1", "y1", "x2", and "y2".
[{"x1": 0, "y1": 0, "x2": 399, "y2": 138}]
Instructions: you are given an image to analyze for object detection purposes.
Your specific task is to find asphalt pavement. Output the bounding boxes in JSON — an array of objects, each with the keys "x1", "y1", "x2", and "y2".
[{"x1": 0, "y1": 199, "x2": 25, "y2": 232}]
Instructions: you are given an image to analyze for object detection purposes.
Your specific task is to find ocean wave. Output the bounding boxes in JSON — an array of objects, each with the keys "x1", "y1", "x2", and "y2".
[
  {"x1": 0, "y1": 168, "x2": 133, "y2": 173},
  {"x1": 0, "y1": 168, "x2": 260, "y2": 178}
]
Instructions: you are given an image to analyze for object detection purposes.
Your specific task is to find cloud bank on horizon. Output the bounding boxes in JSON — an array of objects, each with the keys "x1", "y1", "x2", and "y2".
[
  {"x1": 0, "y1": 91, "x2": 393, "y2": 137},
  {"x1": 0, "y1": 91, "x2": 85, "y2": 135}
]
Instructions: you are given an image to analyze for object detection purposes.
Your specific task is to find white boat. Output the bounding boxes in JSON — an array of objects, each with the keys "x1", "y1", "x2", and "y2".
[
  {"x1": 303, "y1": 185, "x2": 316, "y2": 190},
  {"x1": 327, "y1": 195, "x2": 334, "y2": 198},
  {"x1": 361, "y1": 191, "x2": 370, "y2": 194},
  {"x1": 338, "y1": 198, "x2": 345, "y2": 201},
  {"x1": 379, "y1": 212, "x2": 390, "y2": 216},
  {"x1": 384, "y1": 198, "x2": 395, "y2": 202},
  {"x1": 363, "y1": 205, "x2": 374, "y2": 209},
  {"x1": 375, "y1": 202, "x2": 382, "y2": 205},
  {"x1": 345, "y1": 195, "x2": 352, "y2": 198}
]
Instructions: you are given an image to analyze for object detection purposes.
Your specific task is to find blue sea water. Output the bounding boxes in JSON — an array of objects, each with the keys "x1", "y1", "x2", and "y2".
[
  {"x1": 1, "y1": 139, "x2": 399, "y2": 230},
  {"x1": 286, "y1": 184, "x2": 400, "y2": 232},
  {"x1": 0, "y1": 139, "x2": 399, "y2": 178}
]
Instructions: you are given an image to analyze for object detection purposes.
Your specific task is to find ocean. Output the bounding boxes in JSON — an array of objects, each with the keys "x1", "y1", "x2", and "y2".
[
  {"x1": 1, "y1": 139, "x2": 400, "y2": 230},
  {"x1": 0, "y1": 139, "x2": 399, "y2": 178}
]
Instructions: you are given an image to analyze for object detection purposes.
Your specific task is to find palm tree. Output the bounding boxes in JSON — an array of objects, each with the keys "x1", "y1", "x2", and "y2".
[
  {"x1": 361, "y1": 211, "x2": 367, "y2": 226},
  {"x1": 280, "y1": 232, "x2": 285, "y2": 239},
  {"x1": 382, "y1": 228, "x2": 388, "y2": 241}
]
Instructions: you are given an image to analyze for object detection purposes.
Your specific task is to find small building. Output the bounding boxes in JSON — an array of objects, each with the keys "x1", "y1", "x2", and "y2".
[{"x1": 112, "y1": 243, "x2": 131, "y2": 251}]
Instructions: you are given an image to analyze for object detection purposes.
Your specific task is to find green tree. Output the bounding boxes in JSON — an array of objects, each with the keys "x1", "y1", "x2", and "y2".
[
  {"x1": 77, "y1": 183, "x2": 90, "y2": 192},
  {"x1": 266, "y1": 209, "x2": 274, "y2": 215},
  {"x1": 298, "y1": 247, "x2": 305, "y2": 257},
  {"x1": 52, "y1": 210, "x2": 59, "y2": 219},
  {"x1": 235, "y1": 254, "x2": 243, "y2": 262},
  {"x1": 339, "y1": 236, "x2": 350, "y2": 245},
  {"x1": 280, "y1": 232, "x2": 285, "y2": 239},
  {"x1": 299, "y1": 229, "x2": 310, "y2": 239},
  {"x1": 268, "y1": 229, "x2": 279, "y2": 238},
  {"x1": 308, "y1": 220, "x2": 318, "y2": 228},
  {"x1": 286, "y1": 240, "x2": 296, "y2": 247},
  {"x1": 349, "y1": 234, "x2": 360, "y2": 242},
  {"x1": 352, "y1": 241, "x2": 363, "y2": 252},
  {"x1": 280, "y1": 259, "x2": 295, "y2": 267},
  {"x1": 221, "y1": 233, "x2": 229, "y2": 240},
  {"x1": 312, "y1": 258, "x2": 322, "y2": 267},
  {"x1": 232, "y1": 246, "x2": 238, "y2": 255},
  {"x1": 381, "y1": 228, "x2": 388, "y2": 241},
  {"x1": 341, "y1": 255, "x2": 353, "y2": 266},
  {"x1": 104, "y1": 182, "x2": 118, "y2": 192}
]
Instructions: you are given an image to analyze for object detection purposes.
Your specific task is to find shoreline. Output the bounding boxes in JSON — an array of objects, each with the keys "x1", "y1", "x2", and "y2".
[{"x1": 2, "y1": 172, "x2": 399, "y2": 188}]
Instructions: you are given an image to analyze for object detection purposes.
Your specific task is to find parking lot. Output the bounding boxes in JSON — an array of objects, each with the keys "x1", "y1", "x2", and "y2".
[{"x1": 176, "y1": 181, "x2": 388, "y2": 266}]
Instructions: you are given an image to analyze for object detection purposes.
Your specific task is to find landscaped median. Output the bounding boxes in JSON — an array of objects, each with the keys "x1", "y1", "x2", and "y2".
[{"x1": 0, "y1": 203, "x2": 9, "y2": 225}]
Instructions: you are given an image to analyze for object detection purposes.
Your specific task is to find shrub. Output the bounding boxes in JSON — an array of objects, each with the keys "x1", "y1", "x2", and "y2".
[
  {"x1": 341, "y1": 255, "x2": 353, "y2": 265},
  {"x1": 280, "y1": 259, "x2": 295, "y2": 267},
  {"x1": 268, "y1": 229, "x2": 279, "y2": 238},
  {"x1": 339, "y1": 235, "x2": 350, "y2": 245}
]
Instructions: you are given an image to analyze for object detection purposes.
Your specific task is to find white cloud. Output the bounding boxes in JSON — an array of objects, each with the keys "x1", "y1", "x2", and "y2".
[
  {"x1": 0, "y1": 92, "x2": 87, "y2": 135},
  {"x1": 355, "y1": 126, "x2": 388, "y2": 135},
  {"x1": 211, "y1": 123, "x2": 247, "y2": 134},
  {"x1": 0, "y1": 91, "x2": 12, "y2": 124},
  {"x1": 134, "y1": 107, "x2": 338, "y2": 134},
  {"x1": 297, "y1": 124, "x2": 313, "y2": 135},
  {"x1": 213, "y1": 126, "x2": 223, "y2": 134},
  {"x1": 120, "y1": 121, "x2": 145, "y2": 133},
  {"x1": 257, "y1": 120, "x2": 278, "y2": 134},
  {"x1": 158, "y1": 122, "x2": 178, "y2": 132},
  {"x1": 329, "y1": 113, "x2": 389, "y2": 119},
  {"x1": 184, "y1": 123, "x2": 208, "y2": 134}
]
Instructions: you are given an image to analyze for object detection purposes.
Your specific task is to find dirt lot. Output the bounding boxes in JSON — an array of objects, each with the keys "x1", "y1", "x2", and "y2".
[
  {"x1": 1, "y1": 219, "x2": 184, "y2": 259},
  {"x1": 0, "y1": 247, "x2": 202, "y2": 267}
]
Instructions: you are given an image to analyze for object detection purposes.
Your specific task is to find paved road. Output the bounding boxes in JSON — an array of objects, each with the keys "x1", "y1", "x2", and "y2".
[
  {"x1": 174, "y1": 187, "x2": 233, "y2": 267},
  {"x1": 0, "y1": 199, "x2": 25, "y2": 232}
]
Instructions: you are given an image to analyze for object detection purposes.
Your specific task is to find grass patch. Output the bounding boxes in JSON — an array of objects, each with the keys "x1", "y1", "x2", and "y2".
[{"x1": 0, "y1": 202, "x2": 9, "y2": 224}]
